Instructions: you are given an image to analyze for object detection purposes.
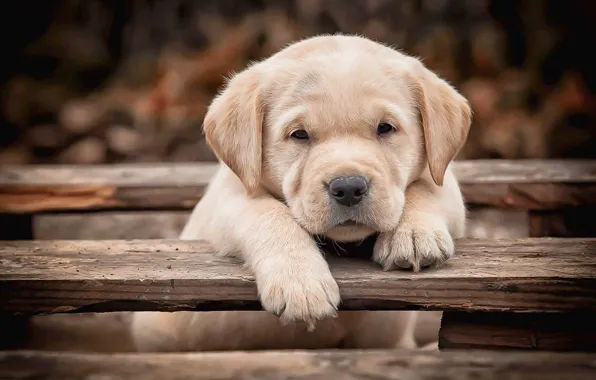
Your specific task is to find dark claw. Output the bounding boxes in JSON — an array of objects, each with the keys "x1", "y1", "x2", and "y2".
[
  {"x1": 395, "y1": 259, "x2": 413, "y2": 269},
  {"x1": 419, "y1": 257, "x2": 435, "y2": 268}
]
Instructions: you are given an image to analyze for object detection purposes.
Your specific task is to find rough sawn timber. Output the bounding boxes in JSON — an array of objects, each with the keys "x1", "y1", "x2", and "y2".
[
  {"x1": 1, "y1": 238, "x2": 595, "y2": 314},
  {"x1": 1, "y1": 349, "x2": 595, "y2": 380}
]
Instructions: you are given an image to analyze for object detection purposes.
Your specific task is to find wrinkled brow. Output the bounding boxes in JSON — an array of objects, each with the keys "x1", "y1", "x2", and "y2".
[
  {"x1": 380, "y1": 102, "x2": 416, "y2": 132},
  {"x1": 271, "y1": 105, "x2": 307, "y2": 138}
]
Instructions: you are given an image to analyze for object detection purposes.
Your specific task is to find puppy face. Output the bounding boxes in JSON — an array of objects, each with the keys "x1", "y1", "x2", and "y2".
[{"x1": 204, "y1": 35, "x2": 471, "y2": 242}]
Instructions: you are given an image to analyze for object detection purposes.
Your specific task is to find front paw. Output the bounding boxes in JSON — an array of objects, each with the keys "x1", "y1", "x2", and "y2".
[
  {"x1": 373, "y1": 222, "x2": 454, "y2": 272},
  {"x1": 257, "y1": 254, "x2": 340, "y2": 330}
]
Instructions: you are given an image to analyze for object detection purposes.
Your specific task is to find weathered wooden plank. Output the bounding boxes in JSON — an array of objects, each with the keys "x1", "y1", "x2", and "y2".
[
  {"x1": 0, "y1": 163, "x2": 219, "y2": 186},
  {"x1": 453, "y1": 160, "x2": 596, "y2": 183},
  {"x1": 1, "y1": 350, "x2": 595, "y2": 380},
  {"x1": 1, "y1": 238, "x2": 595, "y2": 314},
  {"x1": 2, "y1": 160, "x2": 595, "y2": 185},
  {"x1": 439, "y1": 312, "x2": 596, "y2": 351},
  {"x1": 0, "y1": 185, "x2": 206, "y2": 213},
  {"x1": 1, "y1": 160, "x2": 595, "y2": 212}
]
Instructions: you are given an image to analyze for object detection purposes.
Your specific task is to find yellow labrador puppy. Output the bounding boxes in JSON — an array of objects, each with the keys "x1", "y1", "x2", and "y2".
[{"x1": 132, "y1": 34, "x2": 471, "y2": 352}]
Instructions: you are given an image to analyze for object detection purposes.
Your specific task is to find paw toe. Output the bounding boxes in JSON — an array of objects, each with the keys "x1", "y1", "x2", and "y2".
[{"x1": 374, "y1": 228, "x2": 454, "y2": 272}]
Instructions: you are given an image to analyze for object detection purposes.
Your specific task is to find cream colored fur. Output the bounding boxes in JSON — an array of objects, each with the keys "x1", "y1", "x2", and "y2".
[{"x1": 132, "y1": 34, "x2": 471, "y2": 352}]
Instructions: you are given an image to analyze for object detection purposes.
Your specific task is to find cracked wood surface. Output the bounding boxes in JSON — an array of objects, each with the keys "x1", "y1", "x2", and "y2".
[{"x1": 1, "y1": 238, "x2": 595, "y2": 314}]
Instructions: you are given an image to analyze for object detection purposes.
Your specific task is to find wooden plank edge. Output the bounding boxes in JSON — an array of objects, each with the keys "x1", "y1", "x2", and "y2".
[{"x1": 1, "y1": 349, "x2": 596, "y2": 380}]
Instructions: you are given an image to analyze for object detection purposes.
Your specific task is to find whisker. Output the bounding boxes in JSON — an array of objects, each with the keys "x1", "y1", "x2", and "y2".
[{"x1": 332, "y1": 240, "x2": 347, "y2": 255}]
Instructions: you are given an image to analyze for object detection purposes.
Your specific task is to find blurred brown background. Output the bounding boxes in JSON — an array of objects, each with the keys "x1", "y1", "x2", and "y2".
[{"x1": 1, "y1": 0, "x2": 596, "y2": 166}]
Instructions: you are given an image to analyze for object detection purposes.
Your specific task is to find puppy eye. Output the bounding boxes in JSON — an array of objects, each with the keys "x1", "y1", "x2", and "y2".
[
  {"x1": 290, "y1": 129, "x2": 309, "y2": 140},
  {"x1": 376, "y1": 123, "x2": 395, "y2": 135}
]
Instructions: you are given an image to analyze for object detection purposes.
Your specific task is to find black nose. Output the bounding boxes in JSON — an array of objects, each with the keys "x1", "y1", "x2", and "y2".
[{"x1": 328, "y1": 175, "x2": 369, "y2": 207}]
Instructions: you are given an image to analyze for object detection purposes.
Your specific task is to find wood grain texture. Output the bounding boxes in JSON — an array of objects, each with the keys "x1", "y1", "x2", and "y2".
[
  {"x1": 1, "y1": 349, "x2": 595, "y2": 380},
  {"x1": 1, "y1": 238, "x2": 595, "y2": 314},
  {"x1": 1, "y1": 160, "x2": 595, "y2": 212},
  {"x1": 439, "y1": 312, "x2": 596, "y2": 351},
  {"x1": 2, "y1": 160, "x2": 594, "y2": 185}
]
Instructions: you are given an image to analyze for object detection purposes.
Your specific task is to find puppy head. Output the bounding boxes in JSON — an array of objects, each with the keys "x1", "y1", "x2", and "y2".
[{"x1": 204, "y1": 35, "x2": 471, "y2": 242}]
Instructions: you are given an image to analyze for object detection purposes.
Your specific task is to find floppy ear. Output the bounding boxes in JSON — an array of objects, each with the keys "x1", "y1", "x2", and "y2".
[
  {"x1": 409, "y1": 62, "x2": 472, "y2": 186},
  {"x1": 203, "y1": 68, "x2": 264, "y2": 194}
]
